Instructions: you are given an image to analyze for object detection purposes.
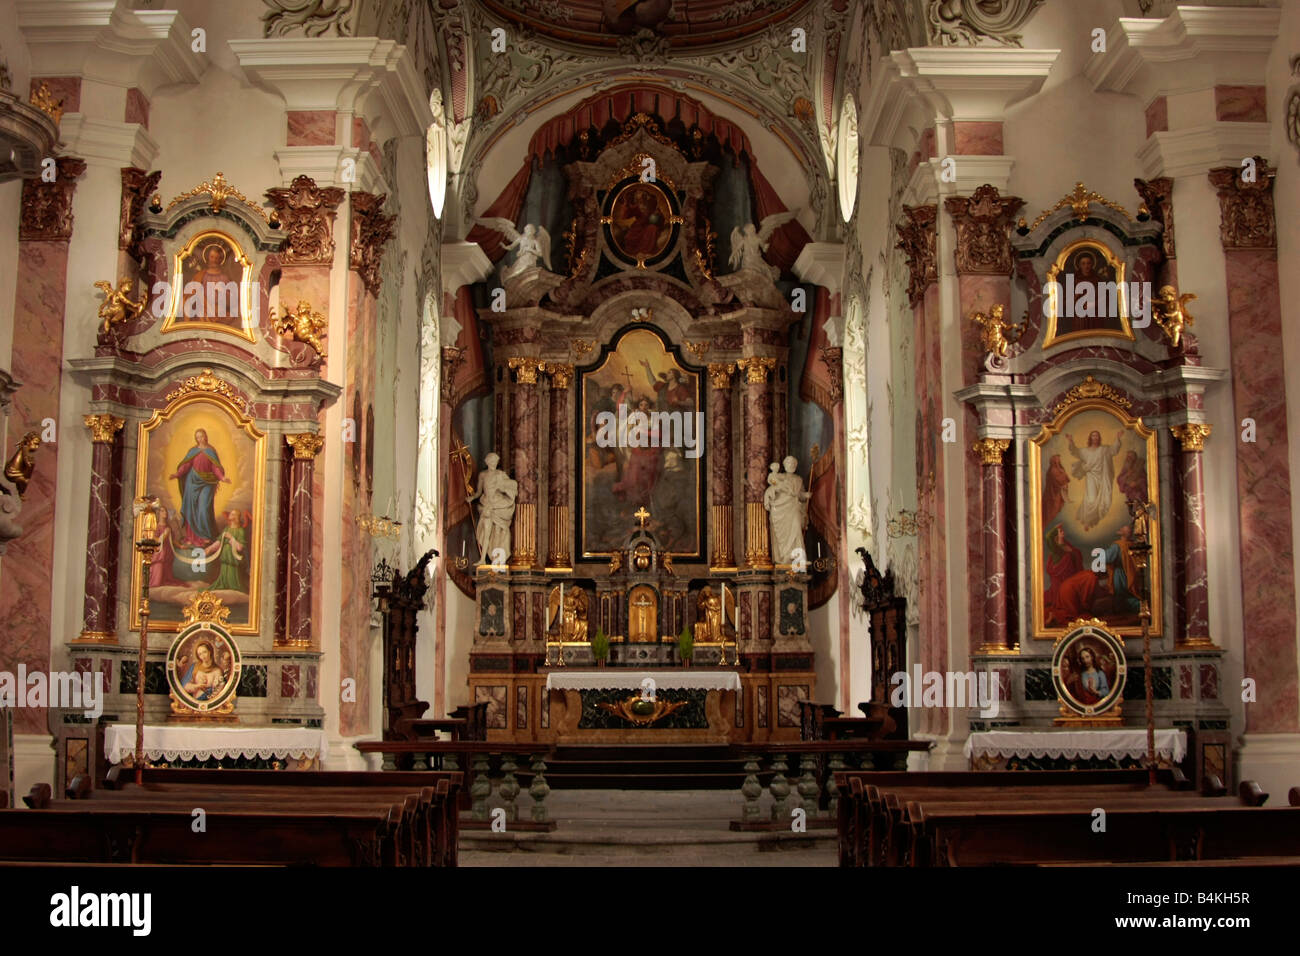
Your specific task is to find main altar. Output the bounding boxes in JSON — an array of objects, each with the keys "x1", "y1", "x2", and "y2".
[{"x1": 458, "y1": 113, "x2": 822, "y2": 744}]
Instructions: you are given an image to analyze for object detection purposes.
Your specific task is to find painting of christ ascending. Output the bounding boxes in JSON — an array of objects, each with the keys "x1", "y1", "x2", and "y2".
[{"x1": 579, "y1": 327, "x2": 702, "y2": 557}]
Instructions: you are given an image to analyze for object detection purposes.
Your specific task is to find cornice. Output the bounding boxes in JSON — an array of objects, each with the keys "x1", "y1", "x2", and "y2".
[
  {"x1": 793, "y1": 242, "x2": 845, "y2": 293},
  {"x1": 1137, "y1": 122, "x2": 1272, "y2": 179},
  {"x1": 272, "y1": 145, "x2": 384, "y2": 192},
  {"x1": 885, "y1": 48, "x2": 1060, "y2": 122},
  {"x1": 440, "y1": 241, "x2": 492, "y2": 292},
  {"x1": 56, "y1": 115, "x2": 158, "y2": 169}
]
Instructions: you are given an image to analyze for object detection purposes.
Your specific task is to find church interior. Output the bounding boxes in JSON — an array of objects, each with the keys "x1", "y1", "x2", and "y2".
[{"x1": 1, "y1": 0, "x2": 1300, "y2": 888}]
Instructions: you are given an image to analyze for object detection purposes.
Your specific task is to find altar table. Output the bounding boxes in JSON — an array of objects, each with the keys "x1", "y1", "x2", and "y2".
[
  {"x1": 965, "y1": 729, "x2": 1187, "y2": 770},
  {"x1": 544, "y1": 670, "x2": 742, "y2": 692},
  {"x1": 543, "y1": 669, "x2": 741, "y2": 743},
  {"x1": 104, "y1": 725, "x2": 328, "y2": 769}
]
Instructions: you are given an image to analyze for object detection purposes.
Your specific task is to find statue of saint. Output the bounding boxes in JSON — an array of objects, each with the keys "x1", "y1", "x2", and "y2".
[
  {"x1": 468, "y1": 452, "x2": 517, "y2": 565},
  {"x1": 696, "y1": 585, "x2": 725, "y2": 642},
  {"x1": 765, "y1": 455, "x2": 811, "y2": 566},
  {"x1": 559, "y1": 590, "x2": 588, "y2": 643}
]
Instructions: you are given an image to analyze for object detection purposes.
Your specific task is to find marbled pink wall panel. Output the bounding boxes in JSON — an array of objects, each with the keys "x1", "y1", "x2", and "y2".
[
  {"x1": 953, "y1": 121, "x2": 1003, "y2": 156},
  {"x1": 352, "y1": 117, "x2": 370, "y2": 150},
  {"x1": 1145, "y1": 96, "x2": 1168, "y2": 139},
  {"x1": 125, "y1": 88, "x2": 149, "y2": 128},
  {"x1": 287, "y1": 110, "x2": 336, "y2": 146},
  {"x1": 1225, "y1": 250, "x2": 1298, "y2": 731},
  {"x1": 0, "y1": 242, "x2": 69, "y2": 733},
  {"x1": 30, "y1": 77, "x2": 80, "y2": 114},
  {"x1": 1214, "y1": 86, "x2": 1266, "y2": 123}
]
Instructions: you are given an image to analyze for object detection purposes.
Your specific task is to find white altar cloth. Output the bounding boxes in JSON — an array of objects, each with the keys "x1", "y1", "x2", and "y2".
[
  {"x1": 104, "y1": 725, "x2": 328, "y2": 764},
  {"x1": 545, "y1": 670, "x2": 742, "y2": 692},
  {"x1": 964, "y1": 729, "x2": 1187, "y2": 763}
]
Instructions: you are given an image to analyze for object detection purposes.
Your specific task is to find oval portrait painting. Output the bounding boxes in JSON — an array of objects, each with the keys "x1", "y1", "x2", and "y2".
[
  {"x1": 167, "y1": 621, "x2": 241, "y2": 714},
  {"x1": 1051, "y1": 620, "x2": 1126, "y2": 718},
  {"x1": 608, "y1": 182, "x2": 673, "y2": 263}
]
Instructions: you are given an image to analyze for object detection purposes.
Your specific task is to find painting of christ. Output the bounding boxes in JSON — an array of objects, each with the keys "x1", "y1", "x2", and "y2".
[
  {"x1": 606, "y1": 182, "x2": 676, "y2": 265},
  {"x1": 1043, "y1": 240, "x2": 1134, "y2": 347},
  {"x1": 132, "y1": 391, "x2": 265, "y2": 633},
  {"x1": 1030, "y1": 397, "x2": 1160, "y2": 639},
  {"x1": 161, "y1": 230, "x2": 256, "y2": 341},
  {"x1": 578, "y1": 327, "x2": 702, "y2": 558}
]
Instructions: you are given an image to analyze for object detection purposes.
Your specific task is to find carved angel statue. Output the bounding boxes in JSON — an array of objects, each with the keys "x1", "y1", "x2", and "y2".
[
  {"x1": 970, "y1": 304, "x2": 1024, "y2": 360},
  {"x1": 728, "y1": 210, "x2": 799, "y2": 279},
  {"x1": 94, "y1": 278, "x2": 146, "y2": 336},
  {"x1": 476, "y1": 219, "x2": 552, "y2": 280},
  {"x1": 2, "y1": 431, "x2": 41, "y2": 499},
  {"x1": 273, "y1": 300, "x2": 328, "y2": 358},
  {"x1": 1151, "y1": 285, "x2": 1196, "y2": 349}
]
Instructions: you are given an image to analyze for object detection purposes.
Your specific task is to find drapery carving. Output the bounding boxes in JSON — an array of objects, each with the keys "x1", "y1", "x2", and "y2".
[
  {"x1": 1134, "y1": 176, "x2": 1175, "y2": 259},
  {"x1": 895, "y1": 204, "x2": 937, "y2": 306},
  {"x1": 349, "y1": 191, "x2": 397, "y2": 297},
  {"x1": 120, "y1": 167, "x2": 162, "y2": 253}
]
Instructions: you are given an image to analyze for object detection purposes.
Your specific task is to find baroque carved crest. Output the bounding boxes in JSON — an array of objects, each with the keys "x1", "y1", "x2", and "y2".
[
  {"x1": 20, "y1": 157, "x2": 86, "y2": 241},
  {"x1": 945, "y1": 184, "x2": 1024, "y2": 275},
  {"x1": 1208, "y1": 158, "x2": 1276, "y2": 251},
  {"x1": 265, "y1": 174, "x2": 345, "y2": 264},
  {"x1": 350, "y1": 191, "x2": 397, "y2": 297},
  {"x1": 895, "y1": 204, "x2": 937, "y2": 306},
  {"x1": 163, "y1": 368, "x2": 249, "y2": 412}
]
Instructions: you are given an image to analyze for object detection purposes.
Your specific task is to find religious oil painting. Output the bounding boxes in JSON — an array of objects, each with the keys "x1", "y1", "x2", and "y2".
[
  {"x1": 131, "y1": 390, "x2": 266, "y2": 634},
  {"x1": 1029, "y1": 396, "x2": 1160, "y2": 639},
  {"x1": 160, "y1": 229, "x2": 257, "y2": 341},
  {"x1": 166, "y1": 620, "x2": 241, "y2": 715},
  {"x1": 1042, "y1": 239, "x2": 1135, "y2": 348},
  {"x1": 578, "y1": 326, "x2": 702, "y2": 558},
  {"x1": 604, "y1": 180, "x2": 678, "y2": 266},
  {"x1": 1051, "y1": 621, "x2": 1126, "y2": 718}
]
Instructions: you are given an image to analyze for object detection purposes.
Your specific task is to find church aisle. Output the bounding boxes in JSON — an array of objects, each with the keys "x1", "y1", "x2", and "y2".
[{"x1": 459, "y1": 789, "x2": 835, "y2": 867}]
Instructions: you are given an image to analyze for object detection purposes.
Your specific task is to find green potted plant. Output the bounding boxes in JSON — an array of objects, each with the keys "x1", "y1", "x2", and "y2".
[
  {"x1": 591, "y1": 626, "x2": 610, "y2": 668},
  {"x1": 677, "y1": 624, "x2": 694, "y2": 668}
]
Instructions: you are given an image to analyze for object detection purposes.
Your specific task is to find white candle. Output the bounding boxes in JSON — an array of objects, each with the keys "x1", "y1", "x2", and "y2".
[
  {"x1": 817, "y1": 542, "x2": 822, "y2": 558},
  {"x1": 559, "y1": 582, "x2": 564, "y2": 630},
  {"x1": 461, "y1": 539, "x2": 465, "y2": 558}
]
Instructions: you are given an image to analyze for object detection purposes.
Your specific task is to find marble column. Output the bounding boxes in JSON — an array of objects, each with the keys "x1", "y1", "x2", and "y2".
[
  {"x1": 1170, "y1": 424, "x2": 1212, "y2": 647},
  {"x1": 75, "y1": 414, "x2": 125, "y2": 644},
  {"x1": 283, "y1": 433, "x2": 324, "y2": 646},
  {"x1": 1208, "y1": 158, "x2": 1297, "y2": 733},
  {"x1": 507, "y1": 357, "x2": 541, "y2": 569},
  {"x1": 972, "y1": 438, "x2": 1010, "y2": 652},
  {"x1": 708, "y1": 362, "x2": 736, "y2": 568},
  {"x1": 545, "y1": 363, "x2": 572, "y2": 568},
  {"x1": 737, "y1": 356, "x2": 775, "y2": 569}
]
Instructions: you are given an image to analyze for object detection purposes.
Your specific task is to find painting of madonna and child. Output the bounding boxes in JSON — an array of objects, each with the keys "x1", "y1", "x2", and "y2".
[
  {"x1": 579, "y1": 327, "x2": 702, "y2": 557},
  {"x1": 1030, "y1": 402, "x2": 1160, "y2": 639},
  {"x1": 132, "y1": 397, "x2": 265, "y2": 633}
]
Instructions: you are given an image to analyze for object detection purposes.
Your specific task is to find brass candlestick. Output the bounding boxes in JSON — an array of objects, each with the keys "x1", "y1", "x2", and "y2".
[{"x1": 132, "y1": 497, "x2": 161, "y2": 785}]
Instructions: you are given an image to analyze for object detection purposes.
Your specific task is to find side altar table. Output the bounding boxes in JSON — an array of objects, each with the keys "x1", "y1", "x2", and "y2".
[
  {"x1": 544, "y1": 670, "x2": 742, "y2": 743},
  {"x1": 104, "y1": 725, "x2": 328, "y2": 770},
  {"x1": 965, "y1": 729, "x2": 1187, "y2": 771}
]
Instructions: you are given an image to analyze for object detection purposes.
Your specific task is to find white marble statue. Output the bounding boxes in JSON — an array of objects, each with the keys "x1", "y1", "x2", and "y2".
[
  {"x1": 476, "y1": 218, "x2": 553, "y2": 281},
  {"x1": 764, "y1": 455, "x2": 811, "y2": 566},
  {"x1": 728, "y1": 210, "x2": 799, "y2": 279},
  {"x1": 468, "y1": 452, "x2": 517, "y2": 565}
]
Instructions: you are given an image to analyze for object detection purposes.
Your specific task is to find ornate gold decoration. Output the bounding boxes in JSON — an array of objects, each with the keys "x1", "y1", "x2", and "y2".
[
  {"x1": 895, "y1": 204, "x2": 938, "y2": 306},
  {"x1": 286, "y1": 432, "x2": 325, "y2": 459},
  {"x1": 570, "y1": 339, "x2": 595, "y2": 357},
  {"x1": 972, "y1": 437, "x2": 1010, "y2": 465},
  {"x1": 264, "y1": 175, "x2": 345, "y2": 263},
  {"x1": 945, "y1": 185, "x2": 1024, "y2": 275},
  {"x1": 93, "y1": 278, "x2": 146, "y2": 337},
  {"x1": 1151, "y1": 285, "x2": 1195, "y2": 348},
  {"x1": 349, "y1": 191, "x2": 396, "y2": 297},
  {"x1": 634, "y1": 506, "x2": 650, "y2": 529},
  {"x1": 1029, "y1": 181, "x2": 1133, "y2": 232},
  {"x1": 544, "y1": 363, "x2": 573, "y2": 389},
  {"x1": 167, "y1": 171, "x2": 269, "y2": 221},
  {"x1": 84, "y1": 414, "x2": 124, "y2": 445},
  {"x1": 1052, "y1": 375, "x2": 1132, "y2": 414},
  {"x1": 21, "y1": 157, "x2": 86, "y2": 241},
  {"x1": 2, "y1": 431, "x2": 40, "y2": 498},
  {"x1": 736, "y1": 356, "x2": 776, "y2": 384},
  {"x1": 684, "y1": 340, "x2": 711, "y2": 359},
  {"x1": 164, "y1": 368, "x2": 248, "y2": 411},
  {"x1": 605, "y1": 113, "x2": 679, "y2": 156},
  {"x1": 608, "y1": 551, "x2": 623, "y2": 574},
  {"x1": 120, "y1": 167, "x2": 162, "y2": 252},
  {"x1": 707, "y1": 362, "x2": 734, "y2": 389},
  {"x1": 508, "y1": 356, "x2": 541, "y2": 384},
  {"x1": 272, "y1": 300, "x2": 328, "y2": 357},
  {"x1": 1171, "y1": 422, "x2": 1212, "y2": 452},
  {"x1": 1208, "y1": 158, "x2": 1276, "y2": 250},
  {"x1": 181, "y1": 590, "x2": 233, "y2": 626},
  {"x1": 1134, "y1": 177, "x2": 1174, "y2": 258},
  {"x1": 597, "y1": 693, "x2": 688, "y2": 727},
  {"x1": 30, "y1": 81, "x2": 63, "y2": 124},
  {"x1": 970, "y1": 304, "x2": 1024, "y2": 359}
]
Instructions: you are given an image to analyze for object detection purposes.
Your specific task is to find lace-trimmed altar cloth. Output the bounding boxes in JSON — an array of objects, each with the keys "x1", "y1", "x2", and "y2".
[
  {"x1": 964, "y1": 729, "x2": 1187, "y2": 763},
  {"x1": 545, "y1": 670, "x2": 742, "y2": 692},
  {"x1": 104, "y1": 725, "x2": 328, "y2": 764}
]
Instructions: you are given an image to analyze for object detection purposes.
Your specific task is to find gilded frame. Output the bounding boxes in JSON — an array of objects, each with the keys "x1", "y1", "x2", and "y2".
[
  {"x1": 1029, "y1": 395, "x2": 1161, "y2": 640},
  {"x1": 130, "y1": 389, "x2": 266, "y2": 635},
  {"x1": 159, "y1": 229, "x2": 258, "y2": 342},
  {"x1": 1042, "y1": 238, "x2": 1135, "y2": 349},
  {"x1": 1051, "y1": 618, "x2": 1127, "y2": 719}
]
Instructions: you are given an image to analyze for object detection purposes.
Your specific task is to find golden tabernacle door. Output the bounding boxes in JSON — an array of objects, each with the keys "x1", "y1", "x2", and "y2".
[{"x1": 628, "y1": 585, "x2": 659, "y2": 642}]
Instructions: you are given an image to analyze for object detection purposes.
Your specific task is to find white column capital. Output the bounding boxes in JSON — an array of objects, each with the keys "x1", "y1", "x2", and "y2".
[
  {"x1": 886, "y1": 47, "x2": 1059, "y2": 123},
  {"x1": 440, "y1": 241, "x2": 492, "y2": 294},
  {"x1": 793, "y1": 242, "x2": 844, "y2": 294},
  {"x1": 1136, "y1": 123, "x2": 1272, "y2": 179}
]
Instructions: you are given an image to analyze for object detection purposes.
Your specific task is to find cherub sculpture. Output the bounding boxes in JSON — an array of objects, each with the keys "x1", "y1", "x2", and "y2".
[
  {"x1": 970, "y1": 304, "x2": 1025, "y2": 360},
  {"x1": 273, "y1": 300, "x2": 328, "y2": 358},
  {"x1": 728, "y1": 210, "x2": 799, "y2": 279},
  {"x1": 475, "y1": 219, "x2": 552, "y2": 280},
  {"x1": 1151, "y1": 285, "x2": 1196, "y2": 349},
  {"x1": 93, "y1": 278, "x2": 146, "y2": 336},
  {"x1": 2, "y1": 431, "x2": 41, "y2": 499}
]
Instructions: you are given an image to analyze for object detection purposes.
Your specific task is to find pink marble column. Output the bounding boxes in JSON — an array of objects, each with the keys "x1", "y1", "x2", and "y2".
[
  {"x1": 973, "y1": 439, "x2": 1010, "y2": 652},
  {"x1": 76, "y1": 414, "x2": 124, "y2": 643},
  {"x1": 284, "y1": 433, "x2": 323, "y2": 646},
  {"x1": 708, "y1": 362, "x2": 735, "y2": 568},
  {"x1": 1171, "y1": 424, "x2": 1211, "y2": 646},
  {"x1": 507, "y1": 358, "x2": 540, "y2": 568},
  {"x1": 1209, "y1": 158, "x2": 1298, "y2": 733},
  {"x1": 738, "y1": 356, "x2": 775, "y2": 568},
  {"x1": 545, "y1": 363, "x2": 572, "y2": 568}
]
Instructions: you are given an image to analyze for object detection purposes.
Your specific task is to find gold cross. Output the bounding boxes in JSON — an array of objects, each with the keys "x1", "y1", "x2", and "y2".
[{"x1": 634, "y1": 506, "x2": 650, "y2": 528}]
